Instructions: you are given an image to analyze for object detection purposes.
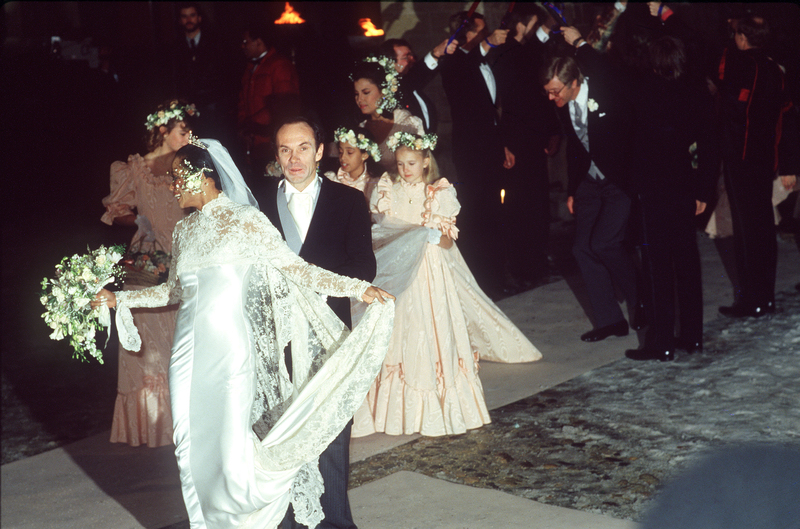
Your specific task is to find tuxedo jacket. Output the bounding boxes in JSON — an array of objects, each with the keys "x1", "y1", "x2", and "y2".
[
  {"x1": 559, "y1": 45, "x2": 633, "y2": 197},
  {"x1": 439, "y1": 46, "x2": 503, "y2": 163},
  {"x1": 173, "y1": 31, "x2": 226, "y2": 109},
  {"x1": 489, "y1": 39, "x2": 560, "y2": 154},
  {"x1": 252, "y1": 176, "x2": 376, "y2": 328},
  {"x1": 398, "y1": 63, "x2": 439, "y2": 133}
]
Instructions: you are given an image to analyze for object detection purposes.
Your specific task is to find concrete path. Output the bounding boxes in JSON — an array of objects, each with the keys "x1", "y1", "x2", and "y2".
[{"x1": 3, "y1": 235, "x2": 798, "y2": 529}]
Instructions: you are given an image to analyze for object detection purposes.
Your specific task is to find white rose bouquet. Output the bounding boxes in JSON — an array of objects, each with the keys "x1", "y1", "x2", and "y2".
[{"x1": 40, "y1": 245, "x2": 126, "y2": 363}]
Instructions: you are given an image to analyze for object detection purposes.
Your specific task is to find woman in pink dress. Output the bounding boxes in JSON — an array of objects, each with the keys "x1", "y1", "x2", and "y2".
[
  {"x1": 100, "y1": 99, "x2": 197, "y2": 447},
  {"x1": 352, "y1": 132, "x2": 542, "y2": 438},
  {"x1": 324, "y1": 127, "x2": 382, "y2": 202}
]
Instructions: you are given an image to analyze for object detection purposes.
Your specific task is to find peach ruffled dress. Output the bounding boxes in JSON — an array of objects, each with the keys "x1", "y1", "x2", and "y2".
[
  {"x1": 101, "y1": 154, "x2": 188, "y2": 447},
  {"x1": 352, "y1": 175, "x2": 542, "y2": 437}
]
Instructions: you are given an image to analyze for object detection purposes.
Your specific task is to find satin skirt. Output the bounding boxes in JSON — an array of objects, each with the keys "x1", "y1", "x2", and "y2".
[{"x1": 170, "y1": 264, "x2": 295, "y2": 528}]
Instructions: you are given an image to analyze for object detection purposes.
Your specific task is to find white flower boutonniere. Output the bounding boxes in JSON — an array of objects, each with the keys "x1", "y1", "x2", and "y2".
[{"x1": 587, "y1": 98, "x2": 599, "y2": 112}]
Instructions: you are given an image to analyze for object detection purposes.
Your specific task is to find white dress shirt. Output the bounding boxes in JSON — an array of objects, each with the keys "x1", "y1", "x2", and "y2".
[{"x1": 282, "y1": 175, "x2": 321, "y2": 242}]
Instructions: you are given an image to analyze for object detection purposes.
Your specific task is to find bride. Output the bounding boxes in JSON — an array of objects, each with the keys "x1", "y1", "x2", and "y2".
[{"x1": 93, "y1": 138, "x2": 393, "y2": 529}]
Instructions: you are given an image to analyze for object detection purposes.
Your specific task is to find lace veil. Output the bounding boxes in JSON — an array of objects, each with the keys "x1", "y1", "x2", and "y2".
[{"x1": 201, "y1": 138, "x2": 259, "y2": 208}]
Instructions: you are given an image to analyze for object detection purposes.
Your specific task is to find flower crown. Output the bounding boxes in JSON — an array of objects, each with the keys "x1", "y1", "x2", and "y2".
[
  {"x1": 334, "y1": 127, "x2": 382, "y2": 162},
  {"x1": 145, "y1": 101, "x2": 199, "y2": 130},
  {"x1": 386, "y1": 131, "x2": 438, "y2": 152},
  {"x1": 350, "y1": 56, "x2": 400, "y2": 115}
]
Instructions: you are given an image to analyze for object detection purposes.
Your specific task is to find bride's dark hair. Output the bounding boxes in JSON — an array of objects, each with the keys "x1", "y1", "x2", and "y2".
[{"x1": 174, "y1": 143, "x2": 222, "y2": 189}]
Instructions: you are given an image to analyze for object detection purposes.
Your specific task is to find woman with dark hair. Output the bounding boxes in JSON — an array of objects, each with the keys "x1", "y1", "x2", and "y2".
[
  {"x1": 352, "y1": 56, "x2": 424, "y2": 174},
  {"x1": 94, "y1": 137, "x2": 394, "y2": 528},
  {"x1": 100, "y1": 98, "x2": 198, "y2": 447}
]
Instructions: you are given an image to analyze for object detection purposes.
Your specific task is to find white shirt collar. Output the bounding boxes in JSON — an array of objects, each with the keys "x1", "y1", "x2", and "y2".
[{"x1": 282, "y1": 174, "x2": 321, "y2": 197}]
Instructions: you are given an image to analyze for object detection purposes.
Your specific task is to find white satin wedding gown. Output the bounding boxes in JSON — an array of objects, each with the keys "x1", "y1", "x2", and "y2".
[{"x1": 115, "y1": 194, "x2": 393, "y2": 528}]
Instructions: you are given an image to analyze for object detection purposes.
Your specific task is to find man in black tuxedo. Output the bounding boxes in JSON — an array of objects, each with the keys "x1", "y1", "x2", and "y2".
[
  {"x1": 251, "y1": 116, "x2": 376, "y2": 529},
  {"x1": 543, "y1": 29, "x2": 641, "y2": 343},
  {"x1": 434, "y1": 11, "x2": 514, "y2": 296},
  {"x1": 173, "y1": 3, "x2": 229, "y2": 138},
  {"x1": 380, "y1": 38, "x2": 438, "y2": 134},
  {"x1": 490, "y1": 4, "x2": 561, "y2": 286}
]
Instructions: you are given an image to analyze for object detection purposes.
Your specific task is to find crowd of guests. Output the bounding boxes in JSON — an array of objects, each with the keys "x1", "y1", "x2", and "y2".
[{"x1": 95, "y1": 2, "x2": 799, "y2": 528}]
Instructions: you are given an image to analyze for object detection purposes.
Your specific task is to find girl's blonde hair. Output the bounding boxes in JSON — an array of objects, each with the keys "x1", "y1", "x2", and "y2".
[{"x1": 391, "y1": 147, "x2": 440, "y2": 185}]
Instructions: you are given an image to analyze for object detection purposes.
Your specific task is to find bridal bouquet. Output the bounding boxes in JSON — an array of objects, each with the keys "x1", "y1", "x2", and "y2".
[{"x1": 40, "y1": 245, "x2": 126, "y2": 363}]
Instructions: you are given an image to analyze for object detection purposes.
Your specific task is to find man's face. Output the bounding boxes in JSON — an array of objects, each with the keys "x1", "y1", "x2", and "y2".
[
  {"x1": 393, "y1": 45, "x2": 415, "y2": 75},
  {"x1": 276, "y1": 122, "x2": 324, "y2": 191},
  {"x1": 241, "y1": 32, "x2": 264, "y2": 60},
  {"x1": 544, "y1": 77, "x2": 580, "y2": 108},
  {"x1": 179, "y1": 7, "x2": 201, "y2": 34},
  {"x1": 464, "y1": 17, "x2": 486, "y2": 47}
]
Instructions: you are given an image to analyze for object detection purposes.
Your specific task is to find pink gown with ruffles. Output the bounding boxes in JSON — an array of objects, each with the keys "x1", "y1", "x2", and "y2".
[
  {"x1": 352, "y1": 175, "x2": 542, "y2": 437},
  {"x1": 101, "y1": 154, "x2": 188, "y2": 447}
]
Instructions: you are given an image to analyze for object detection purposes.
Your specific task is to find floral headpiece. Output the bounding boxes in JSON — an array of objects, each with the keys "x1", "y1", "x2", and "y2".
[
  {"x1": 173, "y1": 148, "x2": 214, "y2": 195},
  {"x1": 145, "y1": 101, "x2": 199, "y2": 130},
  {"x1": 386, "y1": 131, "x2": 438, "y2": 152},
  {"x1": 334, "y1": 127, "x2": 381, "y2": 162},
  {"x1": 350, "y1": 56, "x2": 400, "y2": 115}
]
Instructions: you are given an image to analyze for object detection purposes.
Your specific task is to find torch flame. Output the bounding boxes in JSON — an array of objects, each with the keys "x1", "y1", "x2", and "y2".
[
  {"x1": 275, "y1": 2, "x2": 305, "y2": 25},
  {"x1": 359, "y1": 18, "x2": 384, "y2": 37}
]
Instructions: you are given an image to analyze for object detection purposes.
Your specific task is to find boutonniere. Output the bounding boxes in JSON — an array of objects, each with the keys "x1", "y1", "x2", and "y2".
[{"x1": 587, "y1": 98, "x2": 599, "y2": 112}]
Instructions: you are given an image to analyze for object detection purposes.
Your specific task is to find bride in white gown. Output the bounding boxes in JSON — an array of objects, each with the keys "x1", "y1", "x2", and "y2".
[{"x1": 93, "y1": 138, "x2": 394, "y2": 529}]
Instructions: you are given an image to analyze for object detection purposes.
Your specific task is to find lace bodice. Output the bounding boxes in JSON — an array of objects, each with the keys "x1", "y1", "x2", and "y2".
[{"x1": 116, "y1": 194, "x2": 370, "y2": 349}]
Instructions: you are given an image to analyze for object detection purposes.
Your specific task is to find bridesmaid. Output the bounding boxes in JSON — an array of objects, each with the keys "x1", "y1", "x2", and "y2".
[
  {"x1": 100, "y1": 99, "x2": 197, "y2": 447},
  {"x1": 353, "y1": 132, "x2": 542, "y2": 438},
  {"x1": 352, "y1": 56, "x2": 424, "y2": 175},
  {"x1": 325, "y1": 127, "x2": 382, "y2": 202}
]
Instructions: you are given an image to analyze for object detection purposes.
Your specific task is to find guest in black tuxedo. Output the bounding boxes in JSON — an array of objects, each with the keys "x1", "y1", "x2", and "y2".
[
  {"x1": 433, "y1": 11, "x2": 514, "y2": 296},
  {"x1": 173, "y1": 3, "x2": 229, "y2": 139},
  {"x1": 543, "y1": 29, "x2": 641, "y2": 343},
  {"x1": 625, "y1": 36, "x2": 717, "y2": 362},
  {"x1": 380, "y1": 39, "x2": 438, "y2": 134},
  {"x1": 715, "y1": 14, "x2": 795, "y2": 318},
  {"x1": 251, "y1": 117, "x2": 376, "y2": 529},
  {"x1": 490, "y1": 4, "x2": 561, "y2": 286}
]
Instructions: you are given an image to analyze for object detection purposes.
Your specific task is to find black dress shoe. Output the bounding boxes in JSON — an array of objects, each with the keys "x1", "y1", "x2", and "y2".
[
  {"x1": 625, "y1": 348, "x2": 675, "y2": 362},
  {"x1": 580, "y1": 320, "x2": 629, "y2": 342},
  {"x1": 719, "y1": 303, "x2": 775, "y2": 318},
  {"x1": 677, "y1": 341, "x2": 703, "y2": 355}
]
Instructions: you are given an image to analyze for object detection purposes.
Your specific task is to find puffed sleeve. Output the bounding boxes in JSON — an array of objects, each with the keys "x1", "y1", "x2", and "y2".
[
  {"x1": 370, "y1": 173, "x2": 394, "y2": 216},
  {"x1": 423, "y1": 178, "x2": 461, "y2": 240},
  {"x1": 101, "y1": 156, "x2": 137, "y2": 225}
]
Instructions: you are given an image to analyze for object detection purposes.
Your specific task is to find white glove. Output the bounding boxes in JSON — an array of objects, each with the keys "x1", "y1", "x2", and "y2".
[{"x1": 426, "y1": 227, "x2": 442, "y2": 245}]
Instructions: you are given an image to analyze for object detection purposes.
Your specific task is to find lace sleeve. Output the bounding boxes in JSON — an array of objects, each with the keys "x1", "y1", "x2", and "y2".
[
  {"x1": 242, "y1": 209, "x2": 370, "y2": 299},
  {"x1": 114, "y1": 225, "x2": 183, "y2": 351}
]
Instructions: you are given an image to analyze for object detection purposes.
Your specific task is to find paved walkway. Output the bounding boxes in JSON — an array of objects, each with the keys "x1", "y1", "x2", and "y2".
[{"x1": 3, "y1": 235, "x2": 798, "y2": 529}]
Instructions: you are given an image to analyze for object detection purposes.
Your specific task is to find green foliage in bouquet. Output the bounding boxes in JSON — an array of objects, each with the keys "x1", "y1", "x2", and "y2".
[{"x1": 40, "y1": 245, "x2": 126, "y2": 363}]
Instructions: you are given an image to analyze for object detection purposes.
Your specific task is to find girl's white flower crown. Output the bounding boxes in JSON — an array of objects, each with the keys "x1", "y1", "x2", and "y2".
[
  {"x1": 145, "y1": 102, "x2": 199, "y2": 130},
  {"x1": 386, "y1": 131, "x2": 438, "y2": 152},
  {"x1": 334, "y1": 127, "x2": 382, "y2": 162},
  {"x1": 350, "y1": 56, "x2": 400, "y2": 115}
]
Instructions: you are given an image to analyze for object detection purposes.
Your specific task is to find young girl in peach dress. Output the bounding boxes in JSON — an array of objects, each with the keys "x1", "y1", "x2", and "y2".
[
  {"x1": 324, "y1": 127, "x2": 382, "y2": 202},
  {"x1": 100, "y1": 99, "x2": 197, "y2": 446},
  {"x1": 352, "y1": 132, "x2": 542, "y2": 438}
]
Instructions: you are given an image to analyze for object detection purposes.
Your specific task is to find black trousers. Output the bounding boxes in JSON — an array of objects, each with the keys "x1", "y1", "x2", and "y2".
[
  {"x1": 572, "y1": 178, "x2": 638, "y2": 328},
  {"x1": 639, "y1": 194, "x2": 703, "y2": 349},
  {"x1": 501, "y1": 147, "x2": 550, "y2": 281},
  {"x1": 723, "y1": 159, "x2": 777, "y2": 306}
]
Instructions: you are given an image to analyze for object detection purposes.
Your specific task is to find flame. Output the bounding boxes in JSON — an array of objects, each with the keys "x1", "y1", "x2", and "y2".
[
  {"x1": 275, "y1": 2, "x2": 305, "y2": 25},
  {"x1": 359, "y1": 18, "x2": 384, "y2": 37},
  {"x1": 500, "y1": 189, "x2": 505, "y2": 204}
]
